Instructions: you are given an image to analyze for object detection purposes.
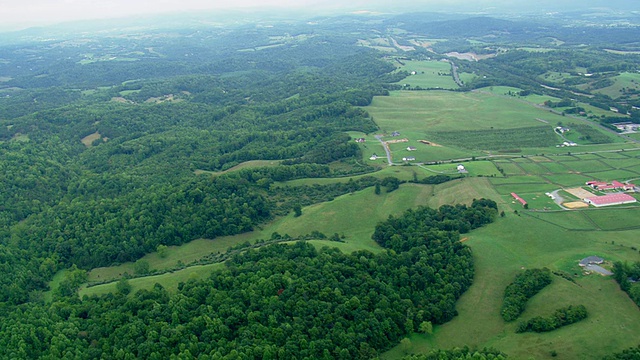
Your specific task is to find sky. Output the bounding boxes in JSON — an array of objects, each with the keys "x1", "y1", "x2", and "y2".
[{"x1": 0, "y1": 0, "x2": 636, "y2": 31}]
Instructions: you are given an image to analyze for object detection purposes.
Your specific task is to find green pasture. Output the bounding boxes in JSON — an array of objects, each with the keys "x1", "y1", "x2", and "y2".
[
  {"x1": 560, "y1": 159, "x2": 612, "y2": 173},
  {"x1": 43, "y1": 269, "x2": 69, "y2": 302},
  {"x1": 493, "y1": 161, "x2": 525, "y2": 176},
  {"x1": 195, "y1": 160, "x2": 283, "y2": 176},
  {"x1": 424, "y1": 177, "x2": 507, "y2": 210},
  {"x1": 383, "y1": 214, "x2": 640, "y2": 360},
  {"x1": 507, "y1": 192, "x2": 556, "y2": 210},
  {"x1": 582, "y1": 207, "x2": 640, "y2": 231},
  {"x1": 419, "y1": 161, "x2": 502, "y2": 177},
  {"x1": 582, "y1": 169, "x2": 639, "y2": 181},
  {"x1": 394, "y1": 60, "x2": 459, "y2": 89},
  {"x1": 367, "y1": 91, "x2": 565, "y2": 132},
  {"x1": 458, "y1": 72, "x2": 477, "y2": 85},
  {"x1": 595, "y1": 72, "x2": 640, "y2": 99},
  {"x1": 622, "y1": 163, "x2": 640, "y2": 175},
  {"x1": 538, "y1": 161, "x2": 570, "y2": 174},
  {"x1": 493, "y1": 183, "x2": 557, "y2": 196},
  {"x1": 87, "y1": 233, "x2": 255, "y2": 283},
  {"x1": 572, "y1": 153, "x2": 607, "y2": 161},
  {"x1": 542, "y1": 173, "x2": 592, "y2": 187},
  {"x1": 385, "y1": 136, "x2": 474, "y2": 162},
  {"x1": 599, "y1": 156, "x2": 640, "y2": 169},
  {"x1": 517, "y1": 161, "x2": 552, "y2": 175},
  {"x1": 525, "y1": 211, "x2": 597, "y2": 231},
  {"x1": 562, "y1": 123, "x2": 623, "y2": 145},
  {"x1": 490, "y1": 175, "x2": 549, "y2": 185},
  {"x1": 480, "y1": 86, "x2": 559, "y2": 104},
  {"x1": 81, "y1": 263, "x2": 225, "y2": 297},
  {"x1": 597, "y1": 151, "x2": 637, "y2": 159}
]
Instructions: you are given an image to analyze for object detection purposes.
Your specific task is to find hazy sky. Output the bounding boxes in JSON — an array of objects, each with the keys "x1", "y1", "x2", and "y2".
[
  {"x1": 2, "y1": 0, "x2": 351, "y2": 29},
  {"x1": 0, "y1": 0, "x2": 636, "y2": 30}
]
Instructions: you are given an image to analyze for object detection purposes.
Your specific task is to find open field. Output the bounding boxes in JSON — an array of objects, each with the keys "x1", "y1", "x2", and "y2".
[
  {"x1": 383, "y1": 214, "x2": 640, "y2": 360},
  {"x1": 81, "y1": 263, "x2": 225, "y2": 297},
  {"x1": 394, "y1": 60, "x2": 459, "y2": 89},
  {"x1": 194, "y1": 160, "x2": 283, "y2": 176},
  {"x1": 80, "y1": 132, "x2": 101, "y2": 147},
  {"x1": 594, "y1": 72, "x2": 640, "y2": 99},
  {"x1": 419, "y1": 160, "x2": 503, "y2": 177}
]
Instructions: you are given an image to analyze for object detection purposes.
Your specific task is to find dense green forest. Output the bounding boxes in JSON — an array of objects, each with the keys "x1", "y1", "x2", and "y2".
[
  {"x1": 515, "y1": 304, "x2": 588, "y2": 333},
  {"x1": 0, "y1": 201, "x2": 497, "y2": 358},
  {"x1": 500, "y1": 268, "x2": 553, "y2": 322}
]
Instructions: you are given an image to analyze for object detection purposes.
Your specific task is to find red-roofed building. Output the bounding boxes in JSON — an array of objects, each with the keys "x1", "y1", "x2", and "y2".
[
  {"x1": 511, "y1": 192, "x2": 527, "y2": 207},
  {"x1": 586, "y1": 180, "x2": 636, "y2": 191},
  {"x1": 584, "y1": 193, "x2": 637, "y2": 207}
]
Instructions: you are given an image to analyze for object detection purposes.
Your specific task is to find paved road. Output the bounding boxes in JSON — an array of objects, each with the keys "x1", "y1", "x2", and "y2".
[
  {"x1": 550, "y1": 189, "x2": 568, "y2": 210},
  {"x1": 375, "y1": 135, "x2": 393, "y2": 165}
]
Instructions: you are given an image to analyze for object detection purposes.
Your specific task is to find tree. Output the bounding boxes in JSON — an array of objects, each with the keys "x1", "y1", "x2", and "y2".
[
  {"x1": 400, "y1": 338, "x2": 412, "y2": 353},
  {"x1": 293, "y1": 204, "x2": 302, "y2": 217},
  {"x1": 375, "y1": 183, "x2": 381, "y2": 195},
  {"x1": 134, "y1": 260, "x2": 150, "y2": 275},
  {"x1": 418, "y1": 321, "x2": 433, "y2": 335},
  {"x1": 116, "y1": 278, "x2": 132, "y2": 295},
  {"x1": 157, "y1": 244, "x2": 168, "y2": 258}
]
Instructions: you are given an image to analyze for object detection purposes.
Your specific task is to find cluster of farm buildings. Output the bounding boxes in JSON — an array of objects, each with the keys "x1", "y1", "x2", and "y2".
[
  {"x1": 583, "y1": 180, "x2": 637, "y2": 207},
  {"x1": 512, "y1": 179, "x2": 638, "y2": 208}
]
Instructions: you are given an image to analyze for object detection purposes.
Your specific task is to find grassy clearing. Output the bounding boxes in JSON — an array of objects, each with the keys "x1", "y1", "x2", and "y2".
[
  {"x1": 425, "y1": 177, "x2": 505, "y2": 210},
  {"x1": 494, "y1": 162, "x2": 525, "y2": 176},
  {"x1": 538, "y1": 161, "x2": 571, "y2": 174},
  {"x1": 195, "y1": 160, "x2": 283, "y2": 176},
  {"x1": 490, "y1": 175, "x2": 549, "y2": 185},
  {"x1": 81, "y1": 263, "x2": 225, "y2": 297},
  {"x1": 81, "y1": 132, "x2": 101, "y2": 147},
  {"x1": 560, "y1": 159, "x2": 612, "y2": 173},
  {"x1": 601, "y1": 157, "x2": 640, "y2": 169},
  {"x1": 517, "y1": 161, "x2": 552, "y2": 175},
  {"x1": 595, "y1": 72, "x2": 640, "y2": 99},
  {"x1": 383, "y1": 214, "x2": 640, "y2": 360},
  {"x1": 525, "y1": 211, "x2": 597, "y2": 230},
  {"x1": 368, "y1": 91, "x2": 565, "y2": 133},
  {"x1": 493, "y1": 183, "x2": 558, "y2": 196},
  {"x1": 583, "y1": 169, "x2": 639, "y2": 181},
  {"x1": 394, "y1": 60, "x2": 459, "y2": 89},
  {"x1": 582, "y1": 207, "x2": 640, "y2": 231},
  {"x1": 543, "y1": 173, "x2": 592, "y2": 187},
  {"x1": 420, "y1": 161, "x2": 502, "y2": 177},
  {"x1": 44, "y1": 269, "x2": 69, "y2": 303}
]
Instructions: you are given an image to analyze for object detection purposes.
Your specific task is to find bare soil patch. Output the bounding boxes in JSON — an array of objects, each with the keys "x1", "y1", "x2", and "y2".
[
  {"x1": 565, "y1": 187, "x2": 595, "y2": 199},
  {"x1": 563, "y1": 201, "x2": 589, "y2": 209},
  {"x1": 385, "y1": 138, "x2": 409, "y2": 144},
  {"x1": 419, "y1": 140, "x2": 442, "y2": 147}
]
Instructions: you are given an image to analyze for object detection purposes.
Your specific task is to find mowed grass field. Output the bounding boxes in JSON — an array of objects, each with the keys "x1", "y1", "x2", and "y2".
[
  {"x1": 595, "y1": 72, "x2": 640, "y2": 99},
  {"x1": 394, "y1": 60, "x2": 459, "y2": 89}
]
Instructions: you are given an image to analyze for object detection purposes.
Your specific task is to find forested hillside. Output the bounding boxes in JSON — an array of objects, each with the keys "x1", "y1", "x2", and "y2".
[
  {"x1": 1, "y1": 9, "x2": 640, "y2": 359},
  {"x1": 0, "y1": 201, "x2": 497, "y2": 358}
]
